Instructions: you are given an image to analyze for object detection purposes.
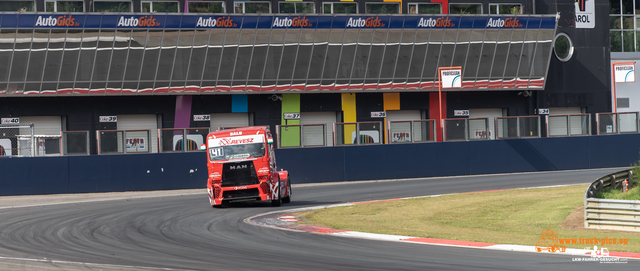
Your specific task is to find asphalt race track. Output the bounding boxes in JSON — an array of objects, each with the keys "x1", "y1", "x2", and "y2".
[{"x1": 0, "y1": 168, "x2": 637, "y2": 270}]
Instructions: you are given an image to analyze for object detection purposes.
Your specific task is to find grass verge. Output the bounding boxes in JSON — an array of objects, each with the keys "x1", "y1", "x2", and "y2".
[
  {"x1": 597, "y1": 185, "x2": 640, "y2": 200},
  {"x1": 297, "y1": 185, "x2": 640, "y2": 252}
]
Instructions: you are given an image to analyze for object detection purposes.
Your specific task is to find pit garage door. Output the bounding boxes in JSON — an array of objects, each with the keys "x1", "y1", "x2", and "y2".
[
  {"x1": 549, "y1": 107, "x2": 582, "y2": 115},
  {"x1": 19, "y1": 116, "x2": 62, "y2": 156},
  {"x1": 548, "y1": 107, "x2": 583, "y2": 136},
  {"x1": 386, "y1": 110, "x2": 421, "y2": 143},
  {"x1": 210, "y1": 113, "x2": 250, "y2": 131},
  {"x1": 117, "y1": 114, "x2": 158, "y2": 153},
  {"x1": 19, "y1": 116, "x2": 62, "y2": 136},
  {"x1": 469, "y1": 108, "x2": 503, "y2": 140},
  {"x1": 300, "y1": 111, "x2": 337, "y2": 146}
]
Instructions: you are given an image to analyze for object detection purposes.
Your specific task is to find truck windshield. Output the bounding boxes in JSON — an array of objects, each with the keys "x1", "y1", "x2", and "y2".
[{"x1": 209, "y1": 143, "x2": 265, "y2": 161}]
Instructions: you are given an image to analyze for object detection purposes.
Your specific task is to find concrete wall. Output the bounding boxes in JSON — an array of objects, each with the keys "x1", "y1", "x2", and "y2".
[{"x1": 2, "y1": 134, "x2": 640, "y2": 196}]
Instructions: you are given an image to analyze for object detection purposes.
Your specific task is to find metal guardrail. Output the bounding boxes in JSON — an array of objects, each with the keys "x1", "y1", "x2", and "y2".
[
  {"x1": 276, "y1": 124, "x2": 328, "y2": 148},
  {"x1": 584, "y1": 169, "x2": 640, "y2": 232}
]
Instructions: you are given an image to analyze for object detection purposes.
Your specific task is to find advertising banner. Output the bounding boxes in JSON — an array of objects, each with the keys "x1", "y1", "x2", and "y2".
[
  {"x1": 574, "y1": 0, "x2": 595, "y2": 29},
  {"x1": 613, "y1": 64, "x2": 635, "y2": 83},
  {"x1": 125, "y1": 131, "x2": 148, "y2": 152},
  {"x1": 440, "y1": 69, "x2": 462, "y2": 89},
  {"x1": 5, "y1": 14, "x2": 557, "y2": 30}
]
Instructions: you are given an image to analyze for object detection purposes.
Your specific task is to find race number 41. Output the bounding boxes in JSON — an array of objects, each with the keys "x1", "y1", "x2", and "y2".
[{"x1": 1, "y1": 118, "x2": 19, "y2": 124}]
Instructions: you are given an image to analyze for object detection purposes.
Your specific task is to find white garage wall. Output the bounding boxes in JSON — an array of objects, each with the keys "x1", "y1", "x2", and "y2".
[
  {"x1": 548, "y1": 107, "x2": 582, "y2": 136},
  {"x1": 469, "y1": 108, "x2": 503, "y2": 140},
  {"x1": 300, "y1": 111, "x2": 337, "y2": 146},
  {"x1": 386, "y1": 110, "x2": 421, "y2": 143},
  {"x1": 611, "y1": 57, "x2": 640, "y2": 114},
  {"x1": 19, "y1": 116, "x2": 62, "y2": 135},
  {"x1": 117, "y1": 114, "x2": 158, "y2": 153},
  {"x1": 210, "y1": 113, "x2": 249, "y2": 131}
]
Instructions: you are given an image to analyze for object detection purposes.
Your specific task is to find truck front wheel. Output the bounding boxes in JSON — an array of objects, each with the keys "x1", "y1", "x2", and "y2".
[
  {"x1": 271, "y1": 179, "x2": 282, "y2": 207},
  {"x1": 282, "y1": 180, "x2": 292, "y2": 204}
]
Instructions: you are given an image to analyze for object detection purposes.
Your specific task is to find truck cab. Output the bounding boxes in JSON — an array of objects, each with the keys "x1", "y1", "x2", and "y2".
[{"x1": 201, "y1": 126, "x2": 291, "y2": 207}]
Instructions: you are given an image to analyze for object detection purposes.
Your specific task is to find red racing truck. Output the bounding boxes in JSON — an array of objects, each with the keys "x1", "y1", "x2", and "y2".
[{"x1": 200, "y1": 126, "x2": 291, "y2": 207}]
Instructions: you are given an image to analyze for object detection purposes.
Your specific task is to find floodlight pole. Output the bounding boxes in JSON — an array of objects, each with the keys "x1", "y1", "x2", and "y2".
[{"x1": 437, "y1": 66, "x2": 462, "y2": 142}]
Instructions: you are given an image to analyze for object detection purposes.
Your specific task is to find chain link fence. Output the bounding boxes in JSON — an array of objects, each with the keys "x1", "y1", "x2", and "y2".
[{"x1": 0, "y1": 123, "x2": 35, "y2": 157}]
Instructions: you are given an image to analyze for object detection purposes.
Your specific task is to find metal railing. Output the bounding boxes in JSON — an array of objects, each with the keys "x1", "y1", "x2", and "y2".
[
  {"x1": 96, "y1": 129, "x2": 151, "y2": 154},
  {"x1": 495, "y1": 116, "x2": 541, "y2": 139},
  {"x1": 158, "y1": 128, "x2": 209, "y2": 152},
  {"x1": 388, "y1": 120, "x2": 437, "y2": 143},
  {"x1": 276, "y1": 124, "x2": 327, "y2": 148},
  {"x1": 334, "y1": 121, "x2": 383, "y2": 145},
  {"x1": 596, "y1": 112, "x2": 639, "y2": 135},
  {"x1": 546, "y1": 114, "x2": 591, "y2": 137},
  {"x1": 443, "y1": 118, "x2": 489, "y2": 141},
  {"x1": 62, "y1": 131, "x2": 90, "y2": 155},
  {"x1": 0, "y1": 123, "x2": 36, "y2": 157},
  {"x1": 33, "y1": 134, "x2": 61, "y2": 156},
  {"x1": 584, "y1": 169, "x2": 640, "y2": 232},
  {"x1": 0, "y1": 123, "x2": 35, "y2": 157}
]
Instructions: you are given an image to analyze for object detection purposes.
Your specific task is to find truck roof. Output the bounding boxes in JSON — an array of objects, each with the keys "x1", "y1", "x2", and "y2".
[{"x1": 207, "y1": 126, "x2": 269, "y2": 138}]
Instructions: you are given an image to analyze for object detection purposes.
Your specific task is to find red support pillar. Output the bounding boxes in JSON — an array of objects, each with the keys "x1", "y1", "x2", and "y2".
[
  {"x1": 429, "y1": 92, "x2": 446, "y2": 142},
  {"x1": 431, "y1": 0, "x2": 449, "y2": 14}
]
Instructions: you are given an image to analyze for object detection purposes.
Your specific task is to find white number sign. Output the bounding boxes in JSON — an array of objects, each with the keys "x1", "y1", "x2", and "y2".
[
  {"x1": 454, "y1": 110, "x2": 469, "y2": 117},
  {"x1": 209, "y1": 147, "x2": 223, "y2": 157},
  {"x1": 371, "y1": 111, "x2": 386, "y2": 118},
  {"x1": 283, "y1": 113, "x2": 300, "y2": 120},
  {"x1": 99, "y1": 116, "x2": 117, "y2": 122},
  {"x1": 193, "y1": 115, "x2": 211, "y2": 121},
  {"x1": 1, "y1": 118, "x2": 19, "y2": 124}
]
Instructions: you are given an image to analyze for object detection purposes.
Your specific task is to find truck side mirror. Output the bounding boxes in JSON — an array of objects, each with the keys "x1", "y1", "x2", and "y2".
[
  {"x1": 200, "y1": 144, "x2": 206, "y2": 151},
  {"x1": 267, "y1": 137, "x2": 273, "y2": 144}
]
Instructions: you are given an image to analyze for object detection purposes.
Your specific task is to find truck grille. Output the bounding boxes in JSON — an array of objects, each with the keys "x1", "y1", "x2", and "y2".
[
  {"x1": 221, "y1": 161, "x2": 259, "y2": 187},
  {"x1": 223, "y1": 188, "x2": 260, "y2": 199},
  {"x1": 259, "y1": 182, "x2": 269, "y2": 194}
]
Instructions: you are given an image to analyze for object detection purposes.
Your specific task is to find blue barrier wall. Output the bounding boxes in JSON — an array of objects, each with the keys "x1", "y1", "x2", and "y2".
[
  {"x1": 1, "y1": 134, "x2": 640, "y2": 195},
  {"x1": 0, "y1": 152, "x2": 208, "y2": 196},
  {"x1": 277, "y1": 134, "x2": 640, "y2": 183}
]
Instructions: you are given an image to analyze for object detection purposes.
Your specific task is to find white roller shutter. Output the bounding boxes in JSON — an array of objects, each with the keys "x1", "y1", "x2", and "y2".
[
  {"x1": 117, "y1": 114, "x2": 158, "y2": 153},
  {"x1": 548, "y1": 115, "x2": 569, "y2": 136},
  {"x1": 19, "y1": 116, "x2": 61, "y2": 135},
  {"x1": 469, "y1": 108, "x2": 502, "y2": 140},
  {"x1": 569, "y1": 115, "x2": 590, "y2": 135},
  {"x1": 210, "y1": 113, "x2": 249, "y2": 131},
  {"x1": 549, "y1": 107, "x2": 581, "y2": 115},
  {"x1": 548, "y1": 107, "x2": 582, "y2": 136},
  {"x1": 386, "y1": 110, "x2": 421, "y2": 143},
  {"x1": 300, "y1": 111, "x2": 337, "y2": 146}
]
